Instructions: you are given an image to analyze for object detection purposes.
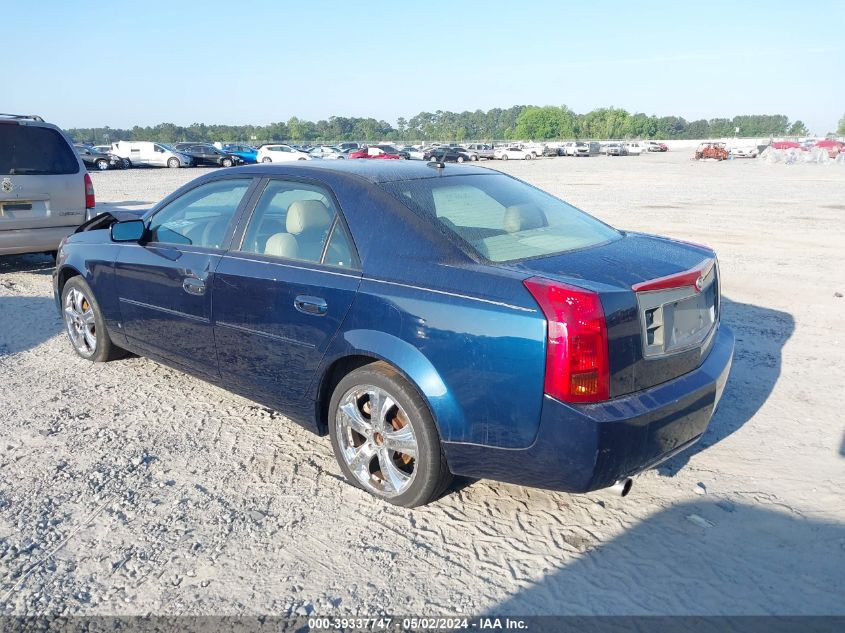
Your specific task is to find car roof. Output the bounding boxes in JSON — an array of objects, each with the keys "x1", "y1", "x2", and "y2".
[{"x1": 219, "y1": 160, "x2": 494, "y2": 184}]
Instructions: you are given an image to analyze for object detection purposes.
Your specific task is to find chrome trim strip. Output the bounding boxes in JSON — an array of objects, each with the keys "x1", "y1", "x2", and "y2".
[
  {"x1": 215, "y1": 320, "x2": 316, "y2": 348},
  {"x1": 118, "y1": 297, "x2": 210, "y2": 324},
  {"x1": 221, "y1": 253, "x2": 362, "y2": 280},
  {"x1": 364, "y1": 278, "x2": 537, "y2": 313}
]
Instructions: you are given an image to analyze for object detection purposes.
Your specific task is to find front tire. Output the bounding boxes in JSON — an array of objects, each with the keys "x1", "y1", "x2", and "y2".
[
  {"x1": 61, "y1": 277, "x2": 125, "y2": 362},
  {"x1": 95, "y1": 159, "x2": 109, "y2": 171},
  {"x1": 167, "y1": 157, "x2": 180, "y2": 168},
  {"x1": 222, "y1": 158, "x2": 233, "y2": 168},
  {"x1": 329, "y1": 362, "x2": 452, "y2": 507},
  {"x1": 457, "y1": 155, "x2": 465, "y2": 163},
  {"x1": 501, "y1": 153, "x2": 508, "y2": 161}
]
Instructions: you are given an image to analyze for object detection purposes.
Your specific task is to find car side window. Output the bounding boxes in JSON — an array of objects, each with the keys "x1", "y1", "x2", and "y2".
[
  {"x1": 239, "y1": 180, "x2": 354, "y2": 267},
  {"x1": 148, "y1": 179, "x2": 251, "y2": 249}
]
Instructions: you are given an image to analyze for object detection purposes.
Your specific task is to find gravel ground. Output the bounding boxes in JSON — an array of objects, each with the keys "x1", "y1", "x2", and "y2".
[{"x1": 1, "y1": 153, "x2": 844, "y2": 616}]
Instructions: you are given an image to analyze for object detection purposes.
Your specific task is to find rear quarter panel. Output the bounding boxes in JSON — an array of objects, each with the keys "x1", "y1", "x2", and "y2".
[{"x1": 318, "y1": 268, "x2": 547, "y2": 449}]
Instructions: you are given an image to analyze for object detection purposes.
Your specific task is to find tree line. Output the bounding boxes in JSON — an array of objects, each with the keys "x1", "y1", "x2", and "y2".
[{"x1": 66, "y1": 106, "x2": 814, "y2": 145}]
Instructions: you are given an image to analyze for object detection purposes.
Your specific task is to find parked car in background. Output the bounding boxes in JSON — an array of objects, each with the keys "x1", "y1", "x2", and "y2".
[
  {"x1": 349, "y1": 146, "x2": 401, "y2": 160},
  {"x1": 729, "y1": 146, "x2": 759, "y2": 158},
  {"x1": 54, "y1": 161, "x2": 733, "y2": 507},
  {"x1": 604, "y1": 143, "x2": 628, "y2": 156},
  {"x1": 814, "y1": 139, "x2": 844, "y2": 157},
  {"x1": 174, "y1": 143, "x2": 242, "y2": 168},
  {"x1": 337, "y1": 142, "x2": 361, "y2": 151},
  {"x1": 694, "y1": 142, "x2": 729, "y2": 160},
  {"x1": 400, "y1": 146, "x2": 425, "y2": 160},
  {"x1": 222, "y1": 144, "x2": 259, "y2": 164},
  {"x1": 424, "y1": 146, "x2": 471, "y2": 162},
  {"x1": 256, "y1": 144, "x2": 313, "y2": 163},
  {"x1": 625, "y1": 142, "x2": 645, "y2": 155},
  {"x1": 1, "y1": 113, "x2": 95, "y2": 256},
  {"x1": 646, "y1": 141, "x2": 669, "y2": 152},
  {"x1": 309, "y1": 146, "x2": 345, "y2": 160},
  {"x1": 494, "y1": 146, "x2": 532, "y2": 160},
  {"x1": 74, "y1": 144, "x2": 124, "y2": 170},
  {"x1": 110, "y1": 141, "x2": 193, "y2": 168},
  {"x1": 374, "y1": 144, "x2": 409, "y2": 159},
  {"x1": 770, "y1": 141, "x2": 802, "y2": 150},
  {"x1": 463, "y1": 143, "x2": 495, "y2": 160},
  {"x1": 560, "y1": 141, "x2": 596, "y2": 157}
]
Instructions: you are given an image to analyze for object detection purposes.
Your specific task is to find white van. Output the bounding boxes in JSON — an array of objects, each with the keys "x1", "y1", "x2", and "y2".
[{"x1": 110, "y1": 141, "x2": 193, "y2": 168}]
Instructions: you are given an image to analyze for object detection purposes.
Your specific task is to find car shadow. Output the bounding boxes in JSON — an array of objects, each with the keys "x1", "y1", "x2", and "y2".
[
  {"x1": 840, "y1": 431, "x2": 845, "y2": 457},
  {"x1": 658, "y1": 296, "x2": 795, "y2": 476},
  {"x1": 0, "y1": 253, "x2": 55, "y2": 275},
  {"x1": 0, "y1": 294, "x2": 62, "y2": 356},
  {"x1": 490, "y1": 501, "x2": 845, "y2": 615}
]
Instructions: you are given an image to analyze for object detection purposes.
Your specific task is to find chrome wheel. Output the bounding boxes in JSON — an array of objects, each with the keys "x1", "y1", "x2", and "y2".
[
  {"x1": 335, "y1": 385, "x2": 418, "y2": 497},
  {"x1": 63, "y1": 287, "x2": 97, "y2": 357}
]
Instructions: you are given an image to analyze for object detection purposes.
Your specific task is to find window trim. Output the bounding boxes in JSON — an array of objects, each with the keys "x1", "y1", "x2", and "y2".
[{"x1": 230, "y1": 176, "x2": 361, "y2": 271}]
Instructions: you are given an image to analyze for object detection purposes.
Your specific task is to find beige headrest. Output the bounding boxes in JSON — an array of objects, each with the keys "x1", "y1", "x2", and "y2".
[
  {"x1": 286, "y1": 200, "x2": 331, "y2": 235},
  {"x1": 503, "y1": 204, "x2": 547, "y2": 233},
  {"x1": 264, "y1": 232, "x2": 298, "y2": 259}
]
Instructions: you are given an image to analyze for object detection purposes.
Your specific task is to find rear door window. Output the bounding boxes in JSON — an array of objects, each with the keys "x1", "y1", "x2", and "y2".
[
  {"x1": 0, "y1": 125, "x2": 79, "y2": 175},
  {"x1": 239, "y1": 180, "x2": 355, "y2": 267}
]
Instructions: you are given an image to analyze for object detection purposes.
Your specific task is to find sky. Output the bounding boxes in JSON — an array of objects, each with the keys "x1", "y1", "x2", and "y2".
[{"x1": 5, "y1": 0, "x2": 844, "y2": 134}]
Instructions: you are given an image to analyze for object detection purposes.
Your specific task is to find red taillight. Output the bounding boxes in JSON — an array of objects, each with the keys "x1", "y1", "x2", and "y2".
[
  {"x1": 84, "y1": 172, "x2": 95, "y2": 209},
  {"x1": 524, "y1": 277, "x2": 609, "y2": 403}
]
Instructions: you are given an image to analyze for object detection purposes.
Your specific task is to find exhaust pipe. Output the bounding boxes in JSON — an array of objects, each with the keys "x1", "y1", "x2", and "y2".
[{"x1": 608, "y1": 478, "x2": 633, "y2": 497}]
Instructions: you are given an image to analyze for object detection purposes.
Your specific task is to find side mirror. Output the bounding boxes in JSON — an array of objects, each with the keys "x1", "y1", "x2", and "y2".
[{"x1": 110, "y1": 219, "x2": 146, "y2": 242}]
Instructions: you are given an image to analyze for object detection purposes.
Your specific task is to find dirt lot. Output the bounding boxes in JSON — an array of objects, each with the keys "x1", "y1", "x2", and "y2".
[{"x1": 1, "y1": 153, "x2": 844, "y2": 616}]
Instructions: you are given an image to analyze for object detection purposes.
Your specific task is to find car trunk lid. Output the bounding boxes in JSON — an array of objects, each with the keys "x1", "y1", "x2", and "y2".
[{"x1": 510, "y1": 232, "x2": 721, "y2": 397}]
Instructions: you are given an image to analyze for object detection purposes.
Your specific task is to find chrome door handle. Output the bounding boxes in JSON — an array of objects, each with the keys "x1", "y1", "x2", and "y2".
[
  {"x1": 294, "y1": 295, "x2": 327, "y2": 316},
  {"x1": 182, "y1": 277, "x2": 206, "y2": 296}
]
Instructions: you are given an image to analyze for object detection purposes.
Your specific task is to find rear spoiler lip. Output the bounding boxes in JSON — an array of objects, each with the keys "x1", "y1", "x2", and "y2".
[{"x1": 632, "y1": 258, "x2": 716, "y2": 294}]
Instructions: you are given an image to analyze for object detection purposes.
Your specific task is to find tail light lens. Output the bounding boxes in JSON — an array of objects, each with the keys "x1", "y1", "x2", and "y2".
[
  {"x1": 84, "y1": 172, "x2": 95, "y2": 210},
  {"x1": 524, "y1": 277, "x2": 609, "y2": 403}
]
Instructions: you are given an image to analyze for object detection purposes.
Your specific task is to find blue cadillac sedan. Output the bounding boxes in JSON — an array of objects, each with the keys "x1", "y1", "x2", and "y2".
[{"x1": 53, "y1": 161, "x2": 733, "y2": 507}]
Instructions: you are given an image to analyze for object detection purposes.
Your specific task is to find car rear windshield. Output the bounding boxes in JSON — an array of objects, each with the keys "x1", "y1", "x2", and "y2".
[
  {"x1": 381, "y1": 174, "x2": 620, "y2": 262},
  {"x1": 0, "y1": 125, "x2": 80, "y2": 175}
]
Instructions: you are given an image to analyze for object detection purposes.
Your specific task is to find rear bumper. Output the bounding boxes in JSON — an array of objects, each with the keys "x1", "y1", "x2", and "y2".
[
  {"x1": 443, "y1": 325, "x2": 734, "y2": 493},
  {"x1": 0, "y1": 226, "x2": 77, "y2": 256}
]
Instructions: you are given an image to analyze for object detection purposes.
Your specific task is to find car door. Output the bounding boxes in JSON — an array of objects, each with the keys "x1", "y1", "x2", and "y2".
[
  {"x1": 212, "y1": 177, "x2": 361, "y2": 415},
  {"x1": 114, "y1": 176, "x2": 257, "y2": 378}
]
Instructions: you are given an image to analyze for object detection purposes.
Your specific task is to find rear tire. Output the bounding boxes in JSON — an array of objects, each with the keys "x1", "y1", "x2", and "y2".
[
  {"x1": 167, "y1": 157, "x2": 180, "y2": 169},
  {"x1": 457, "y1": 155, "x2": 465, "y2": 163},
  {"x1": 329, "y1": 361, "x2": 452, "y2": 507},
  {"x1": 501, "y1": 154, "x2": 508, "y2": 161},
  {"x1": 262, "y1": 157, "x2": 272, "y2": 163},
  {"x1": 61, "y1": 277, "x2": 126, "y2": 362}
]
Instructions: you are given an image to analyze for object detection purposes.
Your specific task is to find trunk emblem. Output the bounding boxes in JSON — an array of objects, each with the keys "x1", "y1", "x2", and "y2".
[{"x1": 1, "y1": 178, "x2": 12, "y2": 193}]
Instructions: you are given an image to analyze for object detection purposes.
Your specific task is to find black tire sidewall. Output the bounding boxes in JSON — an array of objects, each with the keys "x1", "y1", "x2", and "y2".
[
  {"x1": 61, "y1": 277, "x2": 114, "y2": 363},
  {"x1": 328, "y1": 362, "x2": 448, "y2": 507}
]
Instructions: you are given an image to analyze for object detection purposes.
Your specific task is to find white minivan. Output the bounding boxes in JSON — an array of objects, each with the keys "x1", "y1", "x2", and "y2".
[{"x1": 110, "y1": 141, "x2": 193, "y2": 168}]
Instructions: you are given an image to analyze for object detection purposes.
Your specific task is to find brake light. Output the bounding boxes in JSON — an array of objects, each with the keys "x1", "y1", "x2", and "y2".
[
  {"x1": 84, "y1": 172, "x2": 95, "y2": 209},
  {"x1": 524, "y1": 277, "x2": 609, "y2": 403}
]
